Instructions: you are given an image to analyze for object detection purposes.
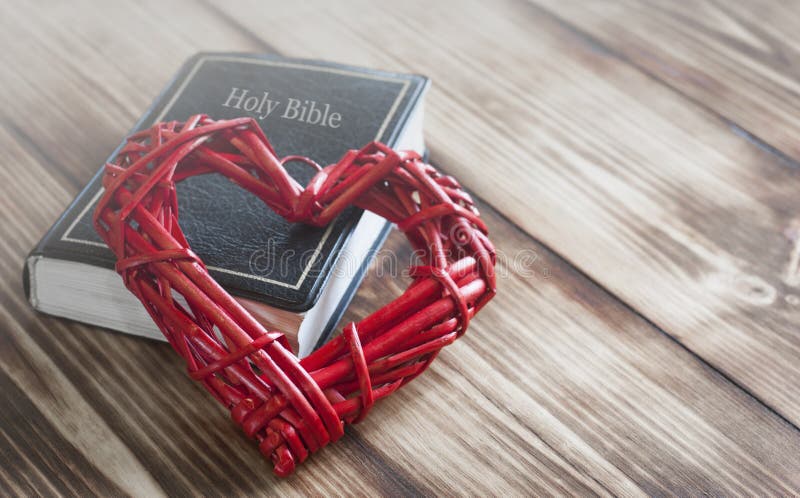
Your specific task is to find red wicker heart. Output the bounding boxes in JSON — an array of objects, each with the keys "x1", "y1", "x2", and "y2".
[{"x1": 93, "y1": 115, "x2": 496, "y2": 476}]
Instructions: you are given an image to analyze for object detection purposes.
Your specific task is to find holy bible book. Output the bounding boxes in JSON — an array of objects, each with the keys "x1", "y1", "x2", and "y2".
[{"x1": 24, "y1": 53, "x2": 429, "y2": 357}]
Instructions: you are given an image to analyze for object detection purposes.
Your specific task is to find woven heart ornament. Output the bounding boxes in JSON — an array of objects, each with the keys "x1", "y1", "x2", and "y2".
[{"x1": 93, "y1": 115, "x2": 496, "y2": 476}]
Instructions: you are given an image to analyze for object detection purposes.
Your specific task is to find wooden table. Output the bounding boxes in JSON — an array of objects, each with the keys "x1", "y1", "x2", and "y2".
[{"x1": 1, "y1": 1, "x2": 799, "y2": 495}]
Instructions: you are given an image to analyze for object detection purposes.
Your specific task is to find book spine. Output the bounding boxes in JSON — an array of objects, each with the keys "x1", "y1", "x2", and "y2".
[{"x1": 23, "y1": 55, "x2": 204, "y2": 306}]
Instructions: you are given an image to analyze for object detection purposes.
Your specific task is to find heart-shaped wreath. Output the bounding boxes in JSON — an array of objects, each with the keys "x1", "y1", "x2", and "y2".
[{"x1": 93, "y1": 115, "x2": 496, "y2": 476}]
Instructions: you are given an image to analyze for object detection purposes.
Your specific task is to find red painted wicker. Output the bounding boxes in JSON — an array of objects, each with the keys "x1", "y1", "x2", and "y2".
[{"x1": 93, "y1": 115, "x2": 496, "y2": 476}]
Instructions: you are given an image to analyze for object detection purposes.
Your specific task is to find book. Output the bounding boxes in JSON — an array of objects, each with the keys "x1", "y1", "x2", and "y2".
[{"x1": 24, "y1": 53, "x2": 429, "y2": 357}]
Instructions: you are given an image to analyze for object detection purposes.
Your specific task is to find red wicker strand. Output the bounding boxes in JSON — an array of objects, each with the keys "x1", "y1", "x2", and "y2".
[{"x1": 93, "y1": 115, "x2": 496, "y2": 476}]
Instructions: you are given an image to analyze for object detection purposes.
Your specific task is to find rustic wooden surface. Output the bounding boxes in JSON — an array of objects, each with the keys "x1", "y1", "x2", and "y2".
[{"x1": 1, "y1": 0, "x2": 799, "y2": 495}]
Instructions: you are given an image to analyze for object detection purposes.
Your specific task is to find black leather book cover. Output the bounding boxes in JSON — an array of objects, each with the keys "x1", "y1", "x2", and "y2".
[{"x1": 27, "y1": 53, "x2": 429, "y2": 311}]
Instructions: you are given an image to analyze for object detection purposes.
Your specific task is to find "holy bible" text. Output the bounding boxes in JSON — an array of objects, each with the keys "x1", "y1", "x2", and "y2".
[{"x1": 222, "y1": 86, "x2": 343, "y2": 128}]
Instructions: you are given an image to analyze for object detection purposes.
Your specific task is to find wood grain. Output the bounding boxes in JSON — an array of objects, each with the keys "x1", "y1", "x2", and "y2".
[
  {"x1": 532, "y1": 0, "x2": 800, "y2": 163},
  {"x1": 1, "y1": 0, "x2": 799, "y2": 495}
]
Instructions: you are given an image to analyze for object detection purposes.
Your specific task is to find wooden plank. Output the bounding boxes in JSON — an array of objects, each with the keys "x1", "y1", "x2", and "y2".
[
  {"x1": 208, "y1": 0, "x2": 800, "y2": 425},
  {"x1": 530, "y1": 0, "x2": 800, "y2": 163},
  {"x1": 1, "y1": 0, "x2": 799, "y2": 494}
]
